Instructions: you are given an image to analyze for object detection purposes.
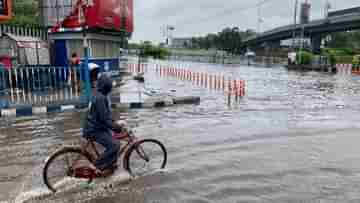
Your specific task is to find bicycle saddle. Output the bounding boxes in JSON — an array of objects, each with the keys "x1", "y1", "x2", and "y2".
[{"x1": 112, "y1": 120, "x2": 127, "y2": 133}]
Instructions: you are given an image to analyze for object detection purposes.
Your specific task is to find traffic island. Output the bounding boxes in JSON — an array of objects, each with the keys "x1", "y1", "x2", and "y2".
[
  {"x1": 0, "y1": 96, "x2": 201, "y2": 118},
  {"x1": 111, "y1": 95, "x2": 200, "y2": 110}
]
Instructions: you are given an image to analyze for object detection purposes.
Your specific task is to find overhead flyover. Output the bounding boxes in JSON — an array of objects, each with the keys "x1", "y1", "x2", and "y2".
[{"x1": 242, "y1": 7, "x2": 360, "y2": 53}]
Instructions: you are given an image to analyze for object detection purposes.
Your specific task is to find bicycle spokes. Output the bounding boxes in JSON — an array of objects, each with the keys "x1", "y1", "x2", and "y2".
[
  {"x1": 127, "y1": 140, "x2": 167, "y2": 176},
  {"x1": 44, "y1": 149, "x2": 93, "y2": 193},
  {"x1": 136, "y1": 145, "x2": 150, "y2": 162}
]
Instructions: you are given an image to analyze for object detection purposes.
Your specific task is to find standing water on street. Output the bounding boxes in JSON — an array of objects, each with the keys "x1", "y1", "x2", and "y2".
[
  {"x1": 3, "y1": 0, "x2": 360, "y2": 202},
  {"x1": 2, "y1": 62, "x2": 360, "y2": 202}
]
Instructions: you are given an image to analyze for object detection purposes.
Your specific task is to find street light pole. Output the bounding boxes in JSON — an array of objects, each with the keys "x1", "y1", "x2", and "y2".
[
  {"x1": 292, "y1": 0, "x2": 298, "y2": 51},
  {"x1": 324, "y1": 0, "x2": 330, "y2": 19},
  {"x1": 257, "y1": 1, "x2": 262, "y2": 34},
  {"x1": 82, "y1": 0, "x2": 91, "y2": 102},
  {"x1": 164, "y1": 25, "x2": 175, "y2": 47},
  {"x1": 298, "y1": 24, "x2": 305, "y2": 65}
]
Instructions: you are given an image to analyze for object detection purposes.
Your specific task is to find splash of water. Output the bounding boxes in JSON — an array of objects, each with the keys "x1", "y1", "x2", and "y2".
[{"x1": 12, "y1": 171, "x2": 133, "y2": 203}]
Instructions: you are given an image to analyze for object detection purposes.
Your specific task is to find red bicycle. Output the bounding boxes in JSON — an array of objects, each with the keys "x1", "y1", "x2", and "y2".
[{"x1": 42, "y1": 121, "x2": 167, "y2": 193}]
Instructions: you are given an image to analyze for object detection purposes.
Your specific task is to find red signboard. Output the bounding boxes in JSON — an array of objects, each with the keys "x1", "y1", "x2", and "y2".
[
  {"x1": 0, "y1": 0, "x2": 12, "y2": 22},
  {"x1": 52, "y1": 0, "x2": 133, "y2": 34}
]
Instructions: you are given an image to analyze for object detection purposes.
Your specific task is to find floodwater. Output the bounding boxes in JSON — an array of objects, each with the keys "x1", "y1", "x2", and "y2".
[{"x1": 2, "y1": 62, "x2": 360, "y2": 202}]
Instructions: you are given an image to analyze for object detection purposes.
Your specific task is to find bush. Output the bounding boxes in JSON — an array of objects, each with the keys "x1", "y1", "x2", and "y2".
[
  {"x1": 335, "y1": 56, "x2": 353, "y2": 64},
  {"x1": 324, "y1": 52, "x2": 336, "y2": 66},
  {"x1": 140, "y1": 45, "x2": 170, "y2": 59},
  {"x1": 353, "y1": 55, "x2": 360, "y2": 67},
  {"x1": 296, "y1": 51, "x2": 314, "y2": 65},
  {"x1": 322, "y1": 48, "x2": 354, "y2": 56}
]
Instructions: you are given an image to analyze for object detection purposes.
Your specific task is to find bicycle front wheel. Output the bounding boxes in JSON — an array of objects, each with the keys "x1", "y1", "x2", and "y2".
[
  {"x1": 43, "y1": 147, "x2": 93, "y2": 193},
  {"x1": 124, "y1": 139, "x2": 167, "y2": 177}
]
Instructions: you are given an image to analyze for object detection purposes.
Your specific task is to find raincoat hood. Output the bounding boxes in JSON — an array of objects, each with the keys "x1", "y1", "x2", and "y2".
[{"x1": 97, "y1": 74, "x2": 113, "y2": 95}]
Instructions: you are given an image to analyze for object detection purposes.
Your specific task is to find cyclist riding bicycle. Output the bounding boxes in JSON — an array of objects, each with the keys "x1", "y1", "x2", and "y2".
[{"x1": 82, "y1": 74, "x2": 119, "y2": 176}]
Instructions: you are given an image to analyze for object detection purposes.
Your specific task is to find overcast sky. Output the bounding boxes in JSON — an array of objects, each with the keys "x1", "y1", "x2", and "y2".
[{"x1": 131, "y1": 0, "x2": 360, "y2": 44}]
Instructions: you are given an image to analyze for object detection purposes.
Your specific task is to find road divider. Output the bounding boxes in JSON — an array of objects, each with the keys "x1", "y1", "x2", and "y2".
[
  {"x1": 0, "y1": 95, "x2": 201, "y2": 118},
  {"x1": 335, "y1": 64, "x2": 360, "y2": 75},
  {"x1": 154, "y1": 65, "x2": 246, "y2": 98},
  {"x1": 336, "y1": 64, "x2": 352, "y2": 75},
  {"x1": 126, "y1": 62, "x2": 245, "y2": 105}
]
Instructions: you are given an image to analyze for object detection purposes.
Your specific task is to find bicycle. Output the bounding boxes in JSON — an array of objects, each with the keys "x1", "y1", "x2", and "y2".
[{"x1": 42, "y1": 121, "x2": 167, "y2": 193}]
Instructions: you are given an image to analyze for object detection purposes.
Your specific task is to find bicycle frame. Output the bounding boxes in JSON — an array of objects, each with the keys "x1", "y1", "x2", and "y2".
[
  {"x1": 43, "y1": 124, "x2": 167, "y2": 194},
  {"x1": 69, "y1": 128, "x2": 150, "y2": 179},
  {"x1": 83, "y1": 129, "x2": 137, "y2": 162}
]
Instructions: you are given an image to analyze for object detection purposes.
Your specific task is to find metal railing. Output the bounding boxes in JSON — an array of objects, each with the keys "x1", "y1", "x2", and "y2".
[
  {"x1": 0, "y1": 65, "x2": 92, "y2": 93},
  {"x1": 0, "y1": 64, "x2": 95, "y2": 107},
  {"x1": 0, "y1": 24, "x2": 48, "y2": 40}
]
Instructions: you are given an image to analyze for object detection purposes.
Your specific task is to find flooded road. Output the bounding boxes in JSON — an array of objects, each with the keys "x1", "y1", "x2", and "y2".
[{"x1": 2, "y1": 63, "x2": 360, "y2": 202}]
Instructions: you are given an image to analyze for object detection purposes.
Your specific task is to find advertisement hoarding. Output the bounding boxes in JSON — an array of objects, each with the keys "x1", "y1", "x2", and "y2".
[
  {"x1": 42, "y1": 0, "x2": 133, "y2": 34},
  {"x1": 86, "y1": 0, "x2": 133, "y2": 33},
  {"x1": 0, "y1": 0, "x2": 12, "y2": 21}
]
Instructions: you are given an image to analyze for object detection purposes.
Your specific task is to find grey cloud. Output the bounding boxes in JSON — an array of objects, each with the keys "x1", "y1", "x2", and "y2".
[{"x1": 131, "y1": 0, "x2": 360, "y2": 44}]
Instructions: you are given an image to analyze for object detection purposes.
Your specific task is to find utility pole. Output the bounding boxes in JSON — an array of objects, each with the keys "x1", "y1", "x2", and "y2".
[
  {"x1": 164, "y1": 25, "x2": 175, "y2": 47},
  {"x1": 257, "y1": 1, "x2": 262, "y2": 34},
  {"x1": 82, "y1": 0, "x2": 91, "y2": 102},
  {"x1": 297, "y1": 23, "x2": 305, "y2": 65},
  {"x1": 292, "y1": 0, "x2": 298, "y2": 51},
  {"x1": 324, "y1": 0, "x2": 331, "y2": 18},
  {"x1": 122, "y1": 0, "x2": 127, "y2": 48}
]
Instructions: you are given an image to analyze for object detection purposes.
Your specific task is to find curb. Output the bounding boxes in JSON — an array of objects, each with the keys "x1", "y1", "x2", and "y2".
[
  {"x1": 112, "y1": 100, "x2": 175, "y2": 110},
  {"x1": 0, "y1": 104, "x2": 81, "y2": 118},
  {"x1": 0, "y1": 96, "x2": 200, "y2": 118}
]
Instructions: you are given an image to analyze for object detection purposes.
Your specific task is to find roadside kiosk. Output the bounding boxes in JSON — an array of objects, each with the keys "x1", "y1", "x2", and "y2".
[
  {"x1": 45, "y1": 0, "x2": 134, "y2": 82},
  {"x1": 49, "y1": 30, "x2": 128, "y2": 82}
]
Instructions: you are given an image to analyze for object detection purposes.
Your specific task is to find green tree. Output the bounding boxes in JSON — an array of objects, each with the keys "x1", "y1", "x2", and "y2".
[
  {"x1": 296, "y1": 51, "x2": 314, "y2": 65},
  {"x1": 6, "y1": 0, "x2": 40, "y2": 26},
  {"x1": 327, "y1": 31, "x2": 360, "y2": 51},
  {"x1": 189, "y1": 27, "x2": 256, "y2": 54}
]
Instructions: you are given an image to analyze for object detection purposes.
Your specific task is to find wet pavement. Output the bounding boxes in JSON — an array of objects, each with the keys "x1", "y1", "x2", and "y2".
[{"x1": 2, "y1": 62, "x2": 360, "y2": 202}]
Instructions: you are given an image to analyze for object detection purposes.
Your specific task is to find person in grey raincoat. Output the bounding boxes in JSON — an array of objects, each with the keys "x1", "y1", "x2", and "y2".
[{"x1": 82, "y1": 74, "x2": 119, "y2": 173}]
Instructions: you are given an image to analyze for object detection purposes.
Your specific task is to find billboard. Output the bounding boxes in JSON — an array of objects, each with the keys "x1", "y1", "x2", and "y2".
[
  {"x1": 41, "y1": 0, "x2": 133, "y2": 33},
  {"x1": 0, "y1": 0, "x2": 12, "y2": 22},
  {"x1": 86, "y1": 0, "x2": 133, "y2": 33},
  {"x1": 40, "y1": 0, "x2": 80, "y2": 28}
]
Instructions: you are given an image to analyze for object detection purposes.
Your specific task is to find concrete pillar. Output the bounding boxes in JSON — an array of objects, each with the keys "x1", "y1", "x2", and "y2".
[
  {"x1": 311, "y1": 35, "x2": 322, "y2": 54},
  {"x1": 268, "y1": 41, "x2": 281, "y2": 49}
]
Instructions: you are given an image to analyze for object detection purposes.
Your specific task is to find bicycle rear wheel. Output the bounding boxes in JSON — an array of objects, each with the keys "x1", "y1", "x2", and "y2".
[
  {"x1": 43, "y1": 147, "x2": 93, "y2": 193},
  {"x1": 124, "y1": 139, "x2": 167, "y2": 177}
]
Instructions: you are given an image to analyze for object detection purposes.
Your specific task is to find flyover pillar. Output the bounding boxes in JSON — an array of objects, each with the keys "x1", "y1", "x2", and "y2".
[
  {"x1": 268, "y1": 41, "x2": 281, "y2": 50},
  {"x1": 264, "y1": 41, "x2": 280, "y2": 57},
  {"x1": 311, "y1": 35, "x2": 322, "y2": 54}
]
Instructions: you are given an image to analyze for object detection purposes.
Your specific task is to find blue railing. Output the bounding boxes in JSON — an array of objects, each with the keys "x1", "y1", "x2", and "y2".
[
  {"x1": 0, "y1": 62, "x2": 127, "y2": 108},
  {"x1": 0, "y1": 64, "x2": 95, "y2": 108},
  {"x1": 0, "y1": 65, "x2": 91, "y2": 92}
]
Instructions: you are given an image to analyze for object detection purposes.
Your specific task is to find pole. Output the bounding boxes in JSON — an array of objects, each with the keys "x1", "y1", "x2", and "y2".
[
  {"x1": 299, "y1": 24, "x2": 305, "y2": 65},
  {"x1": 35, "y1": 41, "x2": 40, "y2": 65},
  {"x1": 324, "y1": 0, "x2": 330, "y2": 19},
  {"x1": 257, "y1": 1, "x2": 261, "y2": 34},
  {"x1": 137, "y1": 48, "x2": 141, "y2": 73},
  {"x1": 292, "y1": 0, "x2": 298, "y2": 51},
  {"x1": 82, "y1": 0, "x2": 91, "y2": 102}
]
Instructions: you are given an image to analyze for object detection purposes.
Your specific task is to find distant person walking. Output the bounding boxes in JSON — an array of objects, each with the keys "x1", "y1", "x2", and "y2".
[
  {"x1": 69, "y1": 52, "x2": 81, "y2": 86},
  {"x1": 70, "y1": 52, "x2": 81, "y2": 66}
]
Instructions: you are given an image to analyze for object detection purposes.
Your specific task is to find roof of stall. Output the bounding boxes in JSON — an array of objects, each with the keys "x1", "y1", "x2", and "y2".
[
  {"x1": 3, "y1": 33, "x2": 43, "y2": 42},
  {"x1": 2, "y1": 33, "x2": 48, "y2": 48}
]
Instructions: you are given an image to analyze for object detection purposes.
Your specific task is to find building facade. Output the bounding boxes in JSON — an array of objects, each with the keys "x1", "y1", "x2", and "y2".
[{"x1": 171, "y1": 38, "x2": 193, "y2": 49}]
